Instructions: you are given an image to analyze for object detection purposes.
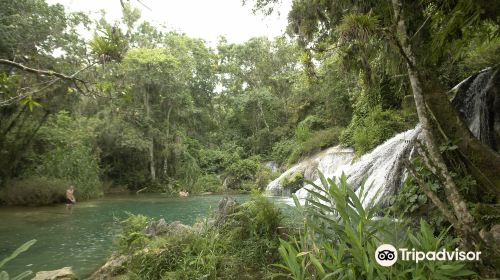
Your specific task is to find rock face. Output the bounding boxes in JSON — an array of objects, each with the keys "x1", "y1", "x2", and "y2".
[
  {"x1": 452, "y1": 67, "x2": 500, "y2": 152},
  {"x1": 32, "y1": 267, "x2": 76, "y2": 280}
]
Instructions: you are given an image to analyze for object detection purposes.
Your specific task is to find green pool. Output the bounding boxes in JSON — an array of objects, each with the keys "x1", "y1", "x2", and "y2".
[{"x1": 0, "y1": 194, "x2": 257, "y2": 278}]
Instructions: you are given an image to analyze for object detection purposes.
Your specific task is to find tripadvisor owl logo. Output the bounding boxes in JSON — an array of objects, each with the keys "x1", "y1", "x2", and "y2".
[
  {"x1": 374, "y1": 244, "x2": 482, "y2": 267},
  {"x1": 375, "y1": 244, "x2": 398, "y2": 266}
]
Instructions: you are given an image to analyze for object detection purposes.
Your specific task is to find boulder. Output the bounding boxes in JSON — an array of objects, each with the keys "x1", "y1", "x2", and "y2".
[
  {"x1": 87, "y1": 254, "x2": 129, "y2": 280},
  {"x1": 215, "y1": 196, "x2": 236, "y2": 225},
  {"x1": 167, "y1": 221, "x2": 191, "y2": 234},
  {"x1": 222, "y1": 176, "x2": 240, "y2": 189},
  {"x1": 144, "y1": 218, "x2": 169, "y2": 237},
  {"x1": 144, "y1": 219, "x2": 191, "y2": 237},
  {"x1": 32, "y1": 267, "x2": 76, "y2": 280}
]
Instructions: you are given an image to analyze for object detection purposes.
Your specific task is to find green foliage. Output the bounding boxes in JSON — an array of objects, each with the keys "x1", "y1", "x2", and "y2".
[
  {"x1": 90, "y1": 25, "x2": 128, "y2": 62},
  {"x1": 33, "y1": 146, "x2": 102, "y2": 199},
  {"x1": 198, "y1": 148, "x2": 240, "y2": 174},
  {"x1": 294, "y1": 123, "x2": 311, "y2": 143},
  {"x1": 287, "y1": 127, "x2": 343, "y2": 165},
  {"x1": 116, "y1": 213, "x2": 150, "y2": 253},
  {"x1": 0, "y1": 176, "x2": 69, "y2": 206},
  {"x1": 192, "y1": 174, "x2": 224, "y2": 193},
  {"x1": 275, "y1": 173, "x2": 475, "y2": 279},
  {"x1": 459, "y1": 31, "x2": 500, "y2": 77},
  {"x1": 336, "y1": 13, "x2": 380, "y2": 43},
  {"x1": 0, "y1": 239, "x2": 36, "y2": 280},
  {"x1": 229, "y1": 192, "x2": 283, "y2": 238},
  {"x1": 0, "y1": 0, "x2": 89, "y2": 57},
  {"x1": 255, "y1": 166, "x2": 278, "y2": 190},
  {"x1": 226, "y1": 158, "x2": 260, "y2": 182},
  {"x1": 390, "y1": 177, "x2": 432, "y2": 216},
  {"x1": 19, "y1": 96, "x2": 41, "y2": 112},
  {"x1": 281, "y1": 172, "x2": 304, "y2": 194},
  {"x1": 342, "y1": 108, "x2": 417, "y2": 155},
  {"x1": 271, "y1": 139, "x2": 295, "y2": 165},
  {"x1": 32, "y1": 112, "x2": 103, "y2": 199},
  {"x1": 119, "y1": 194, "x2": 283, "y2": 279},
  {"x1": 471, "y1": 204, "x2": 500, "y2": 229}
]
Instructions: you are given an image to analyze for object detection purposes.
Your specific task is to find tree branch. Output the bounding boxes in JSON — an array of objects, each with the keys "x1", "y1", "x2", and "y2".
[
  {"x1": 0, "y1": 61, "x2": 98, "y2": 107},
  {"x1": 0, "y1": 59, "x2": 85, "y2": 83}
]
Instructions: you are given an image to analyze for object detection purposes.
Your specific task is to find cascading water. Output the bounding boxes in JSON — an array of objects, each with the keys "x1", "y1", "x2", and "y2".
[
  {"x1": 296, "y1": 126, "x2": 421, "y2": 206},
  {"x1": 452, "y1": 67, "x2": 499, "y2": 151},
  {"x1": 266, "y1": 67, "x2": 499, "y2": 206},
  {"x1": 266, "y1": 146, "x2": 355, "y2": 196}
]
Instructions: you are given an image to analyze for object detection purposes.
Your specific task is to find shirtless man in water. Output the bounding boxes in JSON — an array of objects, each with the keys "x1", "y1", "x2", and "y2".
[
  {"x1": 66, "y1": 185, "x2": 76, "y2": 212},
  {"x1": 179, "y1": 190, "x2": 189, "y2": 197}
]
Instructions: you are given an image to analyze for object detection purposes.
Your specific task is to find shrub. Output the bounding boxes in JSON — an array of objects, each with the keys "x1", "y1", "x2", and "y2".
[
  {"x1": 0, "y1": 177, "x2": 70, "y2": 206},
  {"x1": 341, "y1": 108, "x2": 417, "y2": 155},
  {"x1": 280, "y1": 172, "x2": 304, "y2": 194},
  {"x1": 294, "y1": 123, "x2": 311, "y2": 143},
  {"x1": 229, "y1": 192, "x2": 283, "y2": 238},
  {"x1": 226, "y1": 158, "x2": 260, "y2": 182},
  {"x1": 33, "y1": 112, "x2": 103, "y2": 199},
  {"x1": 255, "y1": 166, "x2": 278, "y2": 191},
  {"x1": 116, "y1": 213, "x2": 150, "y2": 253},
  {"x1": 287, "y1": 127, "x2": 343, "y2": 165},
  {"x1": 118, "y1": 194, "x2": 284, "y2": 279},
  {"x1": 32, "y1": 146, "x2": 103, "y2": 200},
  {"x1": 192, "y1": 174, "x2": 224, "y2": 193},
  {"x1": 271, "y1": 139, "x2": 295, "y2": 165},
  {"x1": 274, "y1": 173, "x2": 476, "y2": 280},
  {"x1": 198, "y1": 147, "x2": 241, "y2": 174}
]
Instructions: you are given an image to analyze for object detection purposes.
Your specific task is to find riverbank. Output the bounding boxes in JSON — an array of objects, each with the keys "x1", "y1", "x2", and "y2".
[
  {"x1": 0, "y1": 194, "x2": 253, "y2": 278},
  {"x1": 88, "y1": 194, "x2": 288, "y2": 280}
]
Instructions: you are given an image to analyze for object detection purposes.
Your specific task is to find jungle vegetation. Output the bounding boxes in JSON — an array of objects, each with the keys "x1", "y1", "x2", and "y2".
[{"x1": 0, "y1": 0, "x2": 499, "y2": 278}]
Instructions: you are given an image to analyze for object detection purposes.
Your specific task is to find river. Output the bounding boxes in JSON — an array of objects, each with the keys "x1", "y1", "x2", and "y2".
[{"x1": 0, "y1": 194, "x2": 291, "y2": 278}]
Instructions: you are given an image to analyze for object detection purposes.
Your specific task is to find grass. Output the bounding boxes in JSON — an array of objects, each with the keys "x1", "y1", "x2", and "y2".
[{"x1": 113, "y1": 192, "x2": 285, "y2": 279}]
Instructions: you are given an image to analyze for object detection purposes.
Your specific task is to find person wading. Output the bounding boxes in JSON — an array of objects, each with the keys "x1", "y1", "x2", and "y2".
[{"x1": 66, "y1": 185, "x2": 76, "y2": 213}]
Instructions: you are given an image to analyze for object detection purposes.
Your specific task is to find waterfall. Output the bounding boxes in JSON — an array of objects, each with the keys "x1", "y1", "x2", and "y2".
[
  {"x1": 294, "y1": 126, "x2": 421, "y2": 206},
  {"x1": 263, "y1": 161, "x2": 280, "y2": 173},
  {"x1": 452, "y1": 67, "x2": 499, "y2": 151},
  {"x1": 266, "y1": 146, "x2": 354, "y2": 196},
  {"x1": 266, "y1": 67, "x2": 499, "y2": 206}
]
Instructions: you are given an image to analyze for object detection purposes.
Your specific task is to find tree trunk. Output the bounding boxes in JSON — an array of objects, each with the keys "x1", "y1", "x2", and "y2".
[
  {"x1": 391, "y1": 0, "x2": 479, "y2": 248},
  {"x1": 144, "y1": 85, "x2": 155, "y2": 182},
  {"x1": 163, "y1": 105, "x2": 173, "y2": 177},
  {"x1": 424, "y1": 81, "x2": 500, "y2": 193}
]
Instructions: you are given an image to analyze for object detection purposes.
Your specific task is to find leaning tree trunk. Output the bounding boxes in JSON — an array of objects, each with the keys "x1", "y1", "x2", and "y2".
[{"x1": 391, "y1": 0, "x2": 480, "y2": 249}]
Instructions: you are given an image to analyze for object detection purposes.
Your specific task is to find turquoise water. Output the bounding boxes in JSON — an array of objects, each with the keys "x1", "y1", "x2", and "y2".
[{"x1": 0, "y1": 194, "x2": 255, "y2": 278}]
